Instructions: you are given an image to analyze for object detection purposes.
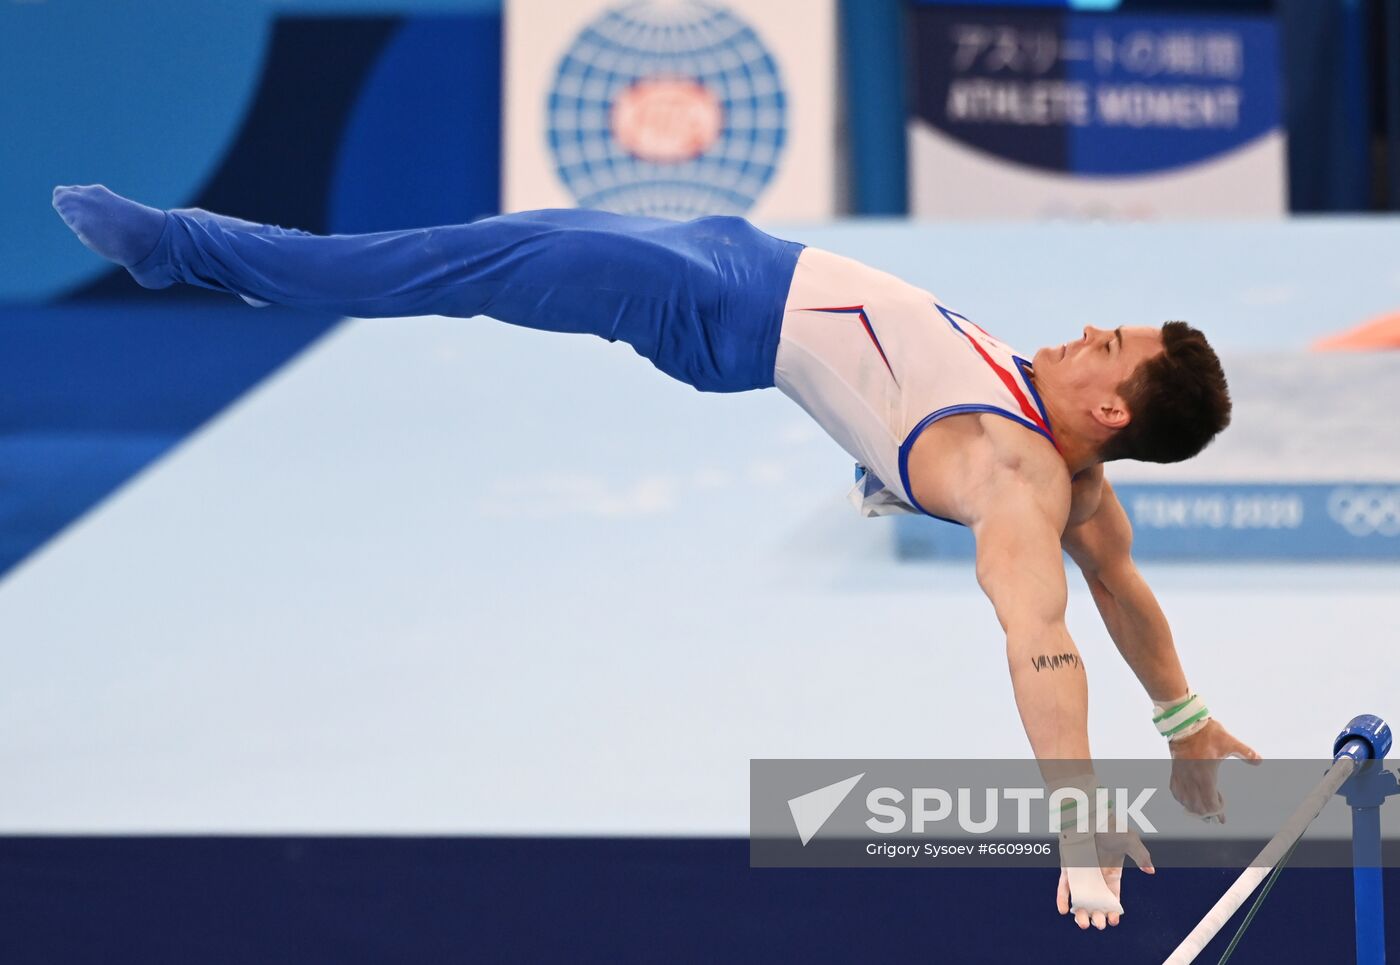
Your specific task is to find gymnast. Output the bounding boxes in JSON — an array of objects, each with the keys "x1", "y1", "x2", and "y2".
[{"x1": 53, "y1": 184, "x2": 1261, "y2": 931}]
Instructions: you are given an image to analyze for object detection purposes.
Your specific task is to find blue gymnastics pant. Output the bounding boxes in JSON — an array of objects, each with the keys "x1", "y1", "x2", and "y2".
[{"x1": 131, "y1": 207, "x2": 805, "y2": 393}]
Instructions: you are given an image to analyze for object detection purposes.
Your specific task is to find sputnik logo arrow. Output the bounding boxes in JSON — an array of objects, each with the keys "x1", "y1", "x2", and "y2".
[{"x1": 787, "y1": 773, "x2": 864, "y2": 846}]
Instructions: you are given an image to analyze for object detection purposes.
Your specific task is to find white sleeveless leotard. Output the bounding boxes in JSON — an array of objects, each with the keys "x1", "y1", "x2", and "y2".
[{"x1": 774, "y1": 247, "x2": 1057, "y2": 518}]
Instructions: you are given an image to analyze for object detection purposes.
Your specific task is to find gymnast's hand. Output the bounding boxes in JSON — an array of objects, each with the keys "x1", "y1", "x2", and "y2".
[
  {"x1": 1056, "y1": 829, "x2": 1155, "y2": 930},
  {"x1": 1167, "y1": 719, "x2": 1263, "y2": 822}
]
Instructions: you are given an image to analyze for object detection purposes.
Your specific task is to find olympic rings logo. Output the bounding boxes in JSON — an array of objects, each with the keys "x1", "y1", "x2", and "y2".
[{"x1": 1326, "y1": 487, "x2": 1400, "y2": 537}]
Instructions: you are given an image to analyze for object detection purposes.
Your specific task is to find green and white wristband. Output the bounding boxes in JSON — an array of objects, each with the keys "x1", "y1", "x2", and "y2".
[
  {"x1": 1054, "y1": 789, "x2": 1115, "y2": 834},
  {"x1": 1153, "y1": 693, "x2": 1211, "y2": 742}
]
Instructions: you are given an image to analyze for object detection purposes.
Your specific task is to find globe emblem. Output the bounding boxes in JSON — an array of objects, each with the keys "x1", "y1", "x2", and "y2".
[
  {"x1": 612, "y1": 78, "x2": 723, "y2": 163},
  {"x1": 547, "y1": 0, "x2": 788, "y2": 219}
]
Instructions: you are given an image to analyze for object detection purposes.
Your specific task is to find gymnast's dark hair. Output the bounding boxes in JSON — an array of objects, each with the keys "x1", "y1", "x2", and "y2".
[{"x1": 1100, "y1": 321, "x2": 1231, "y2": 464}]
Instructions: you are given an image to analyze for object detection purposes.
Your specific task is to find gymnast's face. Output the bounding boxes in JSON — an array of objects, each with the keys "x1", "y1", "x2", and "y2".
[{"x1": 1032, "y1": 325, "x2": 1164, "y2": 431}]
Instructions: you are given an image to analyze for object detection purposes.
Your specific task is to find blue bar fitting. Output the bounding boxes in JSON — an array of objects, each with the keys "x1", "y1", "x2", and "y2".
[{"x1": 1334, "y1": 716, "x2": 1396, "y2": 965}]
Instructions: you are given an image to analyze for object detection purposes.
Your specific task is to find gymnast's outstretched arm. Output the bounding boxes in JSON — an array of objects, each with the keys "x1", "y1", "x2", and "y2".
[
  {"x1": 969, "y1": 465, "x2": 1153, "y2": 932},
  {"x1": 1062, "y1": 477, "x2": 1262, "y2": 818}
]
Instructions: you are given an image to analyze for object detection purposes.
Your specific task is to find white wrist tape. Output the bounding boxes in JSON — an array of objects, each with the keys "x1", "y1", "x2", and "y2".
[
  {"x1": 1054, "y1": 779, "x2": 1125, "y2": 916},
  {"x1": 1065, "y1": 864, "x2": 1124, "y2": 917},
  {"x1": 1153, "y1": 693, "x2": 1211, "y2": 742}
]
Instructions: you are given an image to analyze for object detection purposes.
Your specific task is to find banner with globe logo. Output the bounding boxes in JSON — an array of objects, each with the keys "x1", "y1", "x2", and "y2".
[{"x1": 505, "y1": 0, "x2": 837, "y2": 220}]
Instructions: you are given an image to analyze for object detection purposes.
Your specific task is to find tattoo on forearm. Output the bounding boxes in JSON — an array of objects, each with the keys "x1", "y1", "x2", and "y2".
[{"x1": 1030, "y1": 653, "x2": 1082, "y2": 673}]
